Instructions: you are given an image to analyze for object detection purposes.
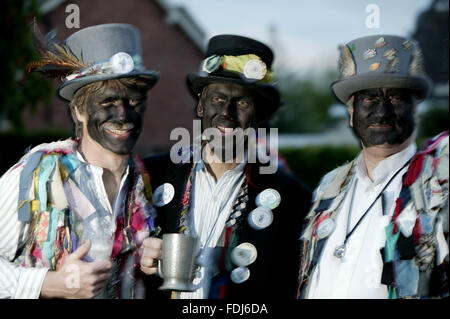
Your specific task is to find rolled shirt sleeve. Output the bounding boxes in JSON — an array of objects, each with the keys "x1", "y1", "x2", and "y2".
[{"x1": 0, "y1": 258, "x2": 49, "y2": 299}]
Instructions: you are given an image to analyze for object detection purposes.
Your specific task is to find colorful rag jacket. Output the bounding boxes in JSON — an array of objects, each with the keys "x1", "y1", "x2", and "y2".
[
  {"x1": 297, "y1": 131, "x2": 449, "y2": 299},
  {"x1": 12, "y1": 138, "x2": 157, "y2": 298}
]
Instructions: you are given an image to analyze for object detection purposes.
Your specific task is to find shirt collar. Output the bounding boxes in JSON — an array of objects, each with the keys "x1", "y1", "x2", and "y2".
[
  {"x1": 75, "y1": 150, "x2": 130, "y2": 178},
  {"x1": 356, "y1": 142, "x2": 417, "y2": 185},
  {"x1": 197, "y1": 157, "x2": 247, "y2": 175}
]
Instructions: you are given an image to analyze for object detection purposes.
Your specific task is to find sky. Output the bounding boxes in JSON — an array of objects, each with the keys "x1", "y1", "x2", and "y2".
[{"x1": 167, "y1": 0, "x2": 432, "y2": 75}]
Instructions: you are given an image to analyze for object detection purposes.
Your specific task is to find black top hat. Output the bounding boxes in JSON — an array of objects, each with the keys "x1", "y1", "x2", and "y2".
[
  {"x1": 58, "y1": 23, "x2": 159, "y2": 101},
  {"x1": 331, "y1": 34, "x2": 432, "y2": 104},
  {"x1": 186, "y1": 34, "x2": 281, "y2": 120}
]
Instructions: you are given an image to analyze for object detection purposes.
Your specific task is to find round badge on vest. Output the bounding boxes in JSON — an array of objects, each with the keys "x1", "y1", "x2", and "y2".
[
  {"x1": 247, "y1": 206, "x2": 273, "y2": 230},
  {"x1": 153, "y1": 183, "x2": 175, "y2": 207},
  {"x1": 231, "y1": 242, "x2": 257, "y2": 267},
  {"x1": 316, "y1": 218, "x2": 335, "y2": 239},
  {"x1": 230, "y1": 266, "x2": 250, "y2": 284},
  {"x1": 255, "y1": 188, "x2": 281, "y2": 210}
]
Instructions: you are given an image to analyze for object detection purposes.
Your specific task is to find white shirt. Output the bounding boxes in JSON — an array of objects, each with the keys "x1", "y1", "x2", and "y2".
[
  {"x1": 0, "y1": 147, "x2": 129, "y2": 299},
  {"x1": 308, "y1": 143, "x2": 416, "y2": 299},
  {"x1": 179, "y1": 160, "x2": 246, "y2": 299}
]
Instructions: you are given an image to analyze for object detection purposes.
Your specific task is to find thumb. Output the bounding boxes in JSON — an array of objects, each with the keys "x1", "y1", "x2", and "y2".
[{"x1": 69, "y1": 240, "x2": 91, "y2": 260}]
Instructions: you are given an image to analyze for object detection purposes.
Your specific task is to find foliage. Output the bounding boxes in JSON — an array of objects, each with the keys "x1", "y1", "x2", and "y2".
[
  {"x1": 418, "y1": 103, "x2": 449, "y2": 140},
  {"x1": 0, "y1": 0, "x2": 53, "y2": 132},
  {"x1": 280, "y1": 145, "x2": 360, "y2": 190},
  {"x1": 271, "y1": 69, "x2": 339, "y2": 133}
]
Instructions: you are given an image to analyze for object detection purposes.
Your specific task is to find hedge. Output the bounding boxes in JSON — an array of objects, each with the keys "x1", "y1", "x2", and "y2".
[{"x1": 280, "y1": 145, "x2": 360, "y2": 190}]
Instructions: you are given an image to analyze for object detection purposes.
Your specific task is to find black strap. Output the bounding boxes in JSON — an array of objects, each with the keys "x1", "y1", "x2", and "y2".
[{"x1": 343, "y1": 158, "x2": 412, "y2": 245}]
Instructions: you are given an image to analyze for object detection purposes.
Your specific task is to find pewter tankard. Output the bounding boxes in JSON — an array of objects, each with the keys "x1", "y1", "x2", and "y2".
[{"x1": 158, "y1": 233, "x2": 198, "y2": 291}]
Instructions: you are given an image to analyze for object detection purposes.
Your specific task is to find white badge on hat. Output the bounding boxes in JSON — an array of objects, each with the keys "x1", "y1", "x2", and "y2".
[
  {"x1": 230, "y1": 266, "x2": 250, "y2": 284},
  {"x1": 153, "y1": 183, "x2": 175, "y2": 207},
  {"x1": 243, "y1": 59, "x2": 267, "y2": 80},
  {"x1": 247, "y1": 206, "x2": 273, "y2": 230},
  {"x1": 255, "y1": 188, "x2": 281, "y2": 210},
  {"x1": 201, "y1": 54, "x2": 221, "y2": 73},
  {"x1": 231, "y1": 242, "x2": 258, "y2": 267},
  {"x1": 110, "y1": 52, "x2": 134, "y2": 74}
]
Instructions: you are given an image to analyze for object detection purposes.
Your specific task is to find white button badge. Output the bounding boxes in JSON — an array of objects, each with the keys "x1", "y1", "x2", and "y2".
[
  {"x1": 255, "y1": 188, "x2": 281, "y2": 210},
  {"x1": 110, "y1": 52, "x2": 134, "y2": 74},
  {"x1": 152, "y1": 183, "x2": 175, "y2": 207},
  {"x1": 316, "y1": 218, "x2": 335, "y2": 239},
  {"x1": 247, "y1": 206, "x2": 273, "y2": 230},
  {"x1": 231, "y1": 242, "x2": 258, "y2": 267},
  {"x1": 243, "y1": 59, "x2": 267, "y2": 80},
  {"x1": 230, "y1": 266, "x2": 250, "y2": 284}
]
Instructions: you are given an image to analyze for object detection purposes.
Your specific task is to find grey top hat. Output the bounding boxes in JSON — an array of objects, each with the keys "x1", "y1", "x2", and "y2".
[
  {"x1": 331, "y1": 34, "x2": 432, "y2": 104},
  {"x1": 58, "y1": 23, "x2": 159, "y2": 101}
]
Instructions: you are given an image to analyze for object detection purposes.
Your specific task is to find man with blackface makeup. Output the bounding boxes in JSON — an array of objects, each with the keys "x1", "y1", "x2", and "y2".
[
  {"x1": 0, "y1": 24, "x2": 160, "y2": 298},
  {"x1": 297, "y1": 35, "x2": 449, "y2": 299},
  {"x1": 140, "y1": 35, "x2": 312, "y2": 299}
]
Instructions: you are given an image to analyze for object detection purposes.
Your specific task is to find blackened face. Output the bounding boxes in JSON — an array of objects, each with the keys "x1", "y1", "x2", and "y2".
[
  {"x1": 198, "y1": 83, "x2": 257, "y2": 160},
  {"x1": 199, "y1": 83, "x2": 256, "y2": 133},
  {"x1": 83, "y1": 86, "x2": 147, "y2": 155},
  {"x1": 351, "y1": 88, "x2": 416, "y2": 147}
]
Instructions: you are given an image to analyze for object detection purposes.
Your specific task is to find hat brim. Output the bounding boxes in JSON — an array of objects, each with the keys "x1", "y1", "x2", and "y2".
[
  {"x1": 186, "y1": 73, "x2": 281, "y2": 121},
  {"x1": 331, "y1": 73, "x2": 432, "y2": 104},
  {"x1": 58, "y1": 70, "x2": 160, "y2": 101}
]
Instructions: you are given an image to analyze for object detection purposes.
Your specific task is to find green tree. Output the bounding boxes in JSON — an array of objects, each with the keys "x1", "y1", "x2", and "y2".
[
  {"x1": 416, "y1": 102, "x2": 449, "y2": 147},
  {"x1": 418, "y1": 104, "x2": 449, "y2": 137},
  {"x1": 271, "y1": 69, "x2": 339, "y2": 133},
  {"x1": 0, "y1": 0, "x2": 53, "y2": 132}
]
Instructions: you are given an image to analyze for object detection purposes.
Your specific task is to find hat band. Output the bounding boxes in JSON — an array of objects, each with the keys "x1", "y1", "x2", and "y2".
[
  {"x1": 200, "y1": 54, "x2": 276, "y2": 84},
  {"x1": 64, "y1": 52, "x2": 144, "y2": 82}
]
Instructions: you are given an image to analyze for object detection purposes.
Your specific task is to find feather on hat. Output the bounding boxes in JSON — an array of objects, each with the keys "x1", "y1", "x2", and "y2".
[{"x1": 26, "y1": 21, "x2": 88, "y2": 80}]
